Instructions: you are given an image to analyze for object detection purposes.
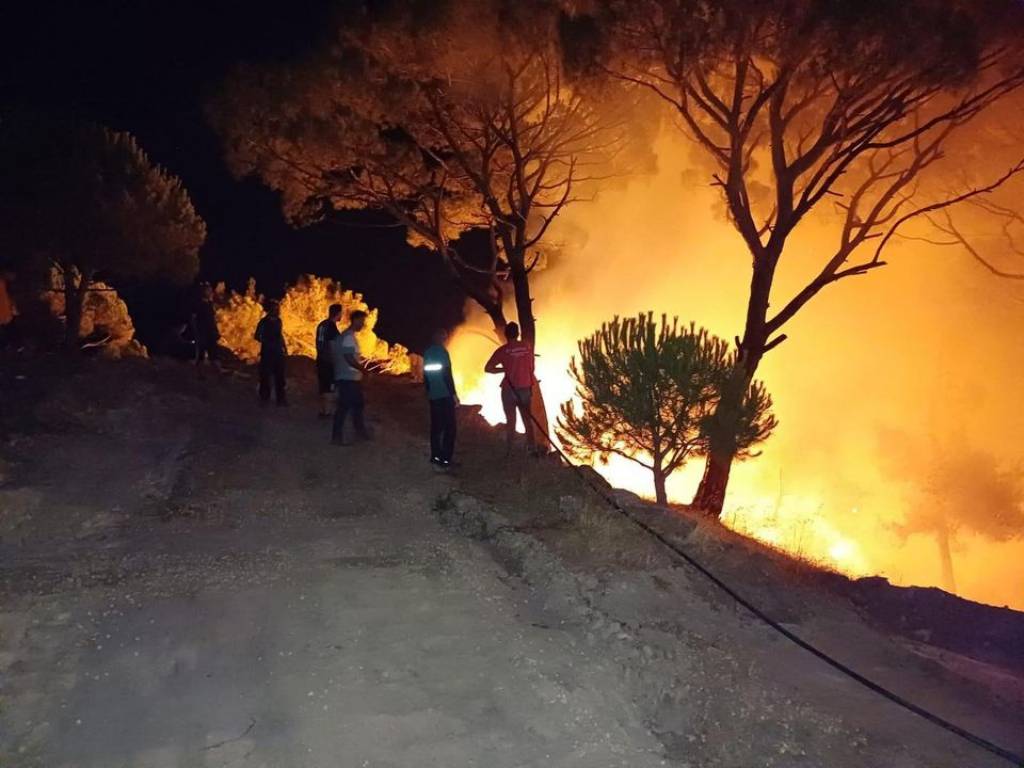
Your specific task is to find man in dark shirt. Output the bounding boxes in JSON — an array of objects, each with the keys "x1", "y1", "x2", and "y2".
[
  {"x1": 254, "y1": 300, "x2": 287, "y2": 406},
  {"x1": 315, "y1": 303, "x2": 343, "y2": 418},
  {"x1": 190, "y1": 283, "x2": 220, "y2": 376}
]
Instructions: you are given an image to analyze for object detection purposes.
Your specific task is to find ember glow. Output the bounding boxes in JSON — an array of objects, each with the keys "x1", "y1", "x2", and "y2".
[{"x1": 450, "y1": 130, "x2": 1024, "y2": 609}]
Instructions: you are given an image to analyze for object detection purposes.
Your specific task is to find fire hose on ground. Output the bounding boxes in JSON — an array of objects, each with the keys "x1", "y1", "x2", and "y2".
[{"x1": 510, "y1": 388, "x2": 1024, "y2": 767}]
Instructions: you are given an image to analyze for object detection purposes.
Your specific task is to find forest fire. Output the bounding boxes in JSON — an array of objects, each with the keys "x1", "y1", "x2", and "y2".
[
  {"x1": 205, "y1": 0, "x2": 1024, "y2": 610},
  {"x1": 451, "y1": 319, "x2": 874, "y2": 580},
  {"x1": 7, "y1": 1, "x2": 1024, "y2": 764},
  {"x1": 448, "y1": 129, "x2": 1024, "y2": 609}
]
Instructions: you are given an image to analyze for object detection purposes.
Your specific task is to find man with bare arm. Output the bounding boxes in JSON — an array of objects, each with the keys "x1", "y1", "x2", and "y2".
[
  {"x1": 484, "y1": 321, "x2": 536, "y2": 455},
  {"x1": 330, "y1": 310, "x2": 372, "y2": 445}
]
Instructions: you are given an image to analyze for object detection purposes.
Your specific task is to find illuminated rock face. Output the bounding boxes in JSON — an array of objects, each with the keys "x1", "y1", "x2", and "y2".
[{"x1": 214, "y1": 275, "x2": 412, "y2": 374}]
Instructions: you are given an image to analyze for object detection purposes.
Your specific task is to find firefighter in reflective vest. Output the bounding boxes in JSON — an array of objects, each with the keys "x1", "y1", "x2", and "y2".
[{"x1": 423, "y1": 329, "x2": 459, "y2": 468}]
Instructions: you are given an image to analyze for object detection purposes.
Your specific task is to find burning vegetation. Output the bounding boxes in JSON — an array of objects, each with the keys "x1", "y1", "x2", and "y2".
[
  {"x1": 206, "y1": 0, "x2": 1024, "y2": 609},
  {"x1": 213, "y1": 275, "x2": 412, "y2": 374}
]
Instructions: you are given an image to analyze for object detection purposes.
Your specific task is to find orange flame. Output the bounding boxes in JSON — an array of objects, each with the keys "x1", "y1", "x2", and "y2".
[{"x1": 448, "y1": 129, "x2": 1024, "y2": 608}]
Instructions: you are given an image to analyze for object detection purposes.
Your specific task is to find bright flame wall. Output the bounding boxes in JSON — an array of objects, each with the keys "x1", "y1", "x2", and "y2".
[{"x1": 450, "y1": 130, "x2": 1024, "y2": 609}]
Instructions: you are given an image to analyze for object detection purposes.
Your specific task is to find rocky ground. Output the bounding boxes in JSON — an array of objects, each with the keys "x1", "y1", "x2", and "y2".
[{"x1": 0, "y1": 355, "x2": 1021, "y2": 767}]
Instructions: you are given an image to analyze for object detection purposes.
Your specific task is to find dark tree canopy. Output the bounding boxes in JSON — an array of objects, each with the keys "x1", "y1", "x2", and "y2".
[
  {"x1": 211, "y1": 0, "x2": 638, "y2": 341},
  {"x1": 0, "y1": 113, "x2": 205, "y2": 345},
  {"x1": 0, "y1": 113, "x2": 205, "y2": 285},
  {"x1": 557, "y1": 313, "x2": 776, "y2": 504}
]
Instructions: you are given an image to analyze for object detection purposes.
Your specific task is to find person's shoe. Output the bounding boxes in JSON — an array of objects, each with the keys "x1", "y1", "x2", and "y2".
[
  {"x1": 430, "y1": 456, "x2": 443, "y2": 466},
  {"x1": 356, "y1": 430, "x2": 373, "y2": 442}
]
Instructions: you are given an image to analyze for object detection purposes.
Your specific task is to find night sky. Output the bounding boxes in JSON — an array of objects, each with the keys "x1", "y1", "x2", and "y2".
[{"x1": 0, "y1": 0, "x2": 466, "y2": 351}]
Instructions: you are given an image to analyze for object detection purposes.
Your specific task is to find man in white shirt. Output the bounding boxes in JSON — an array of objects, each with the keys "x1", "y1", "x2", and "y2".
[{"x1": 330, "y1": 310, "x2": 371, "y2": 444}]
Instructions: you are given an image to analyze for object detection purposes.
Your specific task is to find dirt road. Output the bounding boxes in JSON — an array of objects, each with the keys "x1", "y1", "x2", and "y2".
[
  {"x1": 1, "y1": 359, "x2": 1022, "y2": 768},
  {"x1": 0, "y1": 362, "x2": 671, "y2": 767}
]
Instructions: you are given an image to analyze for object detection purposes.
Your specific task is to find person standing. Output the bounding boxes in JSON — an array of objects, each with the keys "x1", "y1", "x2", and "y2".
[
  {"x1": 484, "y1": 321, "x2": 536, "y2": 454},
  {"x1": 423, "y1": 329, "x2": 458, "y2": 468},
  {"x1": 330, "y1": 309, "x2": 371, "y2": 444},
  {"x1": 315, "y1": 303, "x2": 343, "y2": 418},
  {"x1": 191, "y1": 282, "x2": 220, "y2": 376},
  {"x1": 254, "y1": 300, "x2": 287, "y2": 406}
]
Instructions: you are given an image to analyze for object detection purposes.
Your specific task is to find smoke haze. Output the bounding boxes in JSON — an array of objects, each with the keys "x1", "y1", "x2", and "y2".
[{"x1": 450, "y1": 126, "x2": 1024, "y2": 610}]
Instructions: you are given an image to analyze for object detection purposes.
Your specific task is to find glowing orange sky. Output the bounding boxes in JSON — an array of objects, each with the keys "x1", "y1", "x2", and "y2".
[{"x1": 450, "y1": 129, "x2": 1024, "y2": 611}]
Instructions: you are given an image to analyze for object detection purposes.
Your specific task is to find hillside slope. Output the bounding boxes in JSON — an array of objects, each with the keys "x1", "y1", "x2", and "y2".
[{"x1": 0, "y1": 355, "x2": 1020, "y2": 767}]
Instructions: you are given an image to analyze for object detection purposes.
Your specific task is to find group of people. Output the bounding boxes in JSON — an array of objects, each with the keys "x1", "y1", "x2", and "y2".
[
  {"x1": 190, "y1": 283, "x2": 539, "y2": 469},
  {"x1": 314, "y1": 303, "x2": 372, "y2": 445},
  {"x1": 428, "y1": 319, "x2": 541, "y2": 467},
  {"x1": 315, "y1": 309, "x2": 539, "y2": 470},
  {"x1": 194, "y1": 288, "x2": 292, "y2": 407}
]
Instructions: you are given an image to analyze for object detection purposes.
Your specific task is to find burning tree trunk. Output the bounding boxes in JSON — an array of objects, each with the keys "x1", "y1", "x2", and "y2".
[
  {"x1": 509, "y1": 255, "x2": 536, "y2": 349},
  {"x1": 507, "y1": 247, "x2": 553, "y2": 448},
  {"x1": 692, "y1": 450, "x2": 730, "y2": 513},
  {"x1": 692, "y1": 344, "x2": 765, "y2": 511},
  {"x1": 692, "y1": 267, "x2": 775, "y2": 509}
]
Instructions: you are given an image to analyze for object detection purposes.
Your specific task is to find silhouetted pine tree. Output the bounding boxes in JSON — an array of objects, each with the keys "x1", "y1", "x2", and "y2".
[
  {"x1": 0, "y1": 113, "x2": 205, "y2": 346},
  {"x1": 557, "y1": 313, "x2": 776, "y2": 505}
]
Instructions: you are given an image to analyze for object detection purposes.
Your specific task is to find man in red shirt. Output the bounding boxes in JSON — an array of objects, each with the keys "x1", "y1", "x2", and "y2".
[{"x1": 485, "y1": 321, "x2": 536, "y2": 454}]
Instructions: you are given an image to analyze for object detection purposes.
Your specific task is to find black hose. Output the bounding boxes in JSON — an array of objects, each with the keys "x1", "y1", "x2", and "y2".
[{"x1": 513, "y1": 392, "x2": 1024, "y2": 766}]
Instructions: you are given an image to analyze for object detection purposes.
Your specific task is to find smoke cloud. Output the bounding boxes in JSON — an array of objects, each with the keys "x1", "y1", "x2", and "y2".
[{"x1": 450, "y1": 124, "x2": 1024, "y2": 610}]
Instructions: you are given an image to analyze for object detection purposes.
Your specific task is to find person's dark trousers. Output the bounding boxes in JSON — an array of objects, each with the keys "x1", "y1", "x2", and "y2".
[
  {"x1": 258, "y1": 354, "x2": 287, "y2": 405},
  {"x1": 429, "y1": 396, "x2": 457, "y2": 463},
  {"x1": 333, "y1": 380, "x2": 367, "y2": 442},
  {"x1": 195, "y1": 338, "x2": 217, "y2": 365}
]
